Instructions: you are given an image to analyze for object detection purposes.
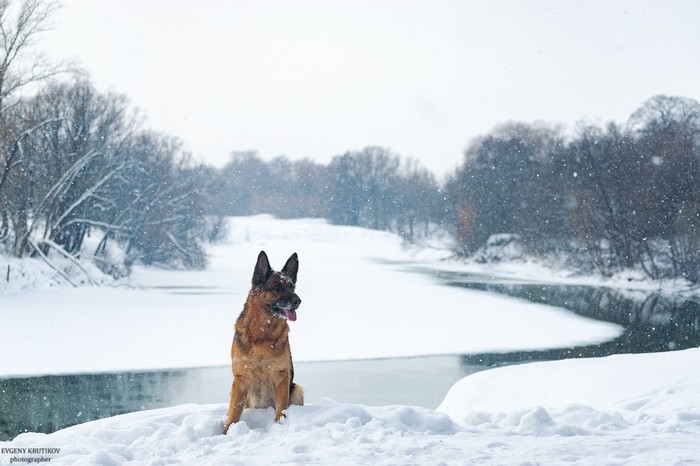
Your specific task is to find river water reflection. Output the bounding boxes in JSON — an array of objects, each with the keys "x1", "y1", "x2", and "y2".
[
  {"x1": 430, "y1": 270, "x2": 700, "y2": 363},
  {"x1": 2, "y1": 272, "x2": 699, "y2": 440}
]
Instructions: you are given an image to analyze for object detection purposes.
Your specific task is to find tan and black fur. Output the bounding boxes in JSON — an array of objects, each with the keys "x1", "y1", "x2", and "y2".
[{"x1": 224, "y1": 251, "x2": 304, "y2": 434}]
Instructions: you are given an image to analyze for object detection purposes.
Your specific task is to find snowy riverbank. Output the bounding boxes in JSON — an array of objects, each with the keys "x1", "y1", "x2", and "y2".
[{"x1": 1, "y1": 215, "x2": 698, "y2": 464}]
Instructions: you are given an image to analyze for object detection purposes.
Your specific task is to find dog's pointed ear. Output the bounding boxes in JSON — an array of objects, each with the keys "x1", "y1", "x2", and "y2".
[
  {"x1": 282, "y1": 252, "x2": 299, "y2": 284},
  {"x1": 252, "y1": 250, "x2": 272, "y2": 287}
]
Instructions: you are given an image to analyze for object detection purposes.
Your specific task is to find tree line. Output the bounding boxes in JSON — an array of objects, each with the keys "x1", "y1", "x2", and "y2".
[
  {"x1": 203, "y1": 147, "x2": 444, "y2": 240},
  {"x1": 445, "y1": 95, "x2": 700, "y2": 283}
]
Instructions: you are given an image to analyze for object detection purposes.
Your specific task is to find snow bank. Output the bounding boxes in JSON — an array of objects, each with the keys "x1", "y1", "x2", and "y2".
[
  {"x1": 0, "y1": 215, "x2": 622, "y2": 377},
  {"x1": 0, "y1": 253, "x2": 113, "y2": 293},
  {"x1": 4, "y1": 349, "x2": 699, "y2": 465},
  {"x1": 439, "y1": 347, "x2": 700, "y2": 425}
]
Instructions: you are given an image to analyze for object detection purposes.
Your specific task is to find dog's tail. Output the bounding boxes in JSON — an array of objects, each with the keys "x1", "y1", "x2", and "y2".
[{"x1": 290, "y1": 383, "x2": 304, "y2": 406}]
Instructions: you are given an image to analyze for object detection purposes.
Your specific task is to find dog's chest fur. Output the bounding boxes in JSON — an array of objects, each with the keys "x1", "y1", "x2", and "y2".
[{"x1": 232, "y1": 297, "x2": 292, "y2": 408}]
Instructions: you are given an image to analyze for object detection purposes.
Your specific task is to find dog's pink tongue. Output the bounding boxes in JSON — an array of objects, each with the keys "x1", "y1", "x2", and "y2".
[{"x1": 285, "y1": 309, "x2": 297, "y2": 321}]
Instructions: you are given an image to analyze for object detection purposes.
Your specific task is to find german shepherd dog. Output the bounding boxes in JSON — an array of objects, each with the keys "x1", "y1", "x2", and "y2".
[{"x1": 224, "y1": 251, "x2": 304, "y2": 434}]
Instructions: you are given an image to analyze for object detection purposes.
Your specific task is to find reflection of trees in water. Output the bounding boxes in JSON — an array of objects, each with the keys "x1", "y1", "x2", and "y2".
[
  {"x1": 452, "y1": 279, "x2": 700, "y2": 367},
  {"x1": 0, "y1": 371, "x2": 186, "y2": 440}
]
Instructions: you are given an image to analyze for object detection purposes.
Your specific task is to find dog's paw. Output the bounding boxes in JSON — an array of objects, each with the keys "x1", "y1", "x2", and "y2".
[{"x1": 274, "y1": 411, "x2": 288, "y2": 424}]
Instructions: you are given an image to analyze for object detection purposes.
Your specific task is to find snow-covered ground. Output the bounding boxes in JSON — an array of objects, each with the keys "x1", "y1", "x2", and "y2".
[
  {"x1": 3, "y1": 349, "x2": 699, "y2": 465},
  {"x1": 1, "y1": 215, "x2": 698, "y2": 464}
]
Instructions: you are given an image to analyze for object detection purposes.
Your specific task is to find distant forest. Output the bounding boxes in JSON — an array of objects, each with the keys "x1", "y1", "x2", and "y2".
[
  {"x1": 1, "y1": 0, "x2": 699, "y2": 283},
  {"x1": 201, "y1": 94, "x2": 700, "y2": 284}
]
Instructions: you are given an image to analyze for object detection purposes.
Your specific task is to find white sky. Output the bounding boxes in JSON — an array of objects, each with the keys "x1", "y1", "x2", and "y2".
[{"x1": 40, "y1": 0, "x2": 700, "y2": 177}]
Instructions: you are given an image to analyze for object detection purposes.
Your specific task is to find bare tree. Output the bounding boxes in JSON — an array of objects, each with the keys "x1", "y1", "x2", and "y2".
[
  {"x1": 4, "y1": 80, "x2": 134, "y2": 256},
  {"x1": 629, "y1": 95, "x2": 700, "y2": 281},
  {"x1": 0, "y1": 0, "x2": 73, "y2": 252},
  {"x1": 0, "y1": 0, "x2": 70, "y2": 115}
]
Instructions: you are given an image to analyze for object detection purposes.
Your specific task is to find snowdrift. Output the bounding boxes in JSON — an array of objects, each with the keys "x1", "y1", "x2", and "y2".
[{"x1": 4, "y1": 349, "x2": 699, "y2": 465}]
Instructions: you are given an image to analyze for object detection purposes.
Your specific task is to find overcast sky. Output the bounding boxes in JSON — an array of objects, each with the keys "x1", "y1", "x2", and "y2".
[{"x1": 41, "y1": 0, "x2": 700, "y2": 177}]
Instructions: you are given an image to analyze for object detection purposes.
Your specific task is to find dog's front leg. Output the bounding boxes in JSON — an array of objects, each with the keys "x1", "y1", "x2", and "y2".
[
  {"x1": 273, "y1": 370, "x2": 291, "y2": 422},
  {"x1": 224, "y1": 378, "x2": 247, "y2": 434}
]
